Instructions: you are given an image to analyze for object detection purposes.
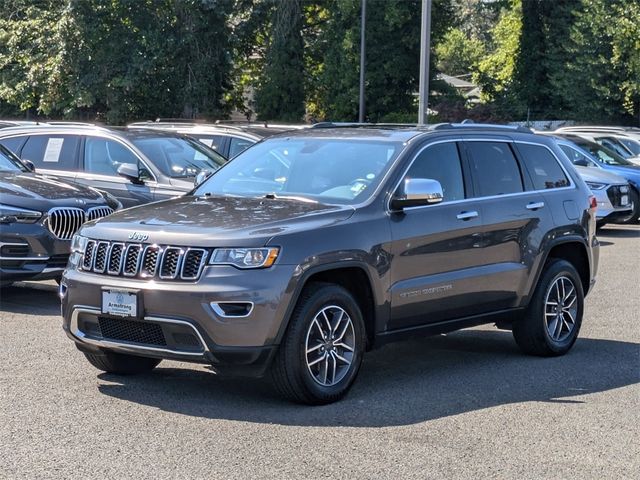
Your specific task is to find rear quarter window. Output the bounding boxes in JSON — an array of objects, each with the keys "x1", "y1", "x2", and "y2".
[{"x1": 517, "y1": 143, "x2": 570, "y2": 190}]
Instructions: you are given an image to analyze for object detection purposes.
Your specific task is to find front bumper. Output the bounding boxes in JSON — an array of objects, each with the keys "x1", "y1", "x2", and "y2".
[
  {"x1": 0, "y1": 223, "x2": 71, "y2": 282},
  {"x1": 61, "y1": 264, "x2": 298, "y2": 376}
]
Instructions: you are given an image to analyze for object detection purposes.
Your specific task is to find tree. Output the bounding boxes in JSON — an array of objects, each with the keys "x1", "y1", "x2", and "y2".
[
  {"x1": 253, "y1": 0, "x2": 305, "y2": 122},
  {"x1": 435, "y1": 28, "x2": 485, "y2": 76}
]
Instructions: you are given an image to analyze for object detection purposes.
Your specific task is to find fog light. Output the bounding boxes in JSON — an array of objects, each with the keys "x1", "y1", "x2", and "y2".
[{"x1": 210, "y1": 302, "x2": 254, "y2": 318}]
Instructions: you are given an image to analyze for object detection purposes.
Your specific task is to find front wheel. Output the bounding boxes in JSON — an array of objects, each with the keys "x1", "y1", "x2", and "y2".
[
  {"x1": 270, "y1": 283, "x2": 366, "y2": 405},
  {"x1": 513, "y1": 259, "x2": 584, "y2": 356}
]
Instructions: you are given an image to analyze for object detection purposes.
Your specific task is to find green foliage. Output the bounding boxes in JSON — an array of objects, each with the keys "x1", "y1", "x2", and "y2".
[
  {"x1": 475, "y1": 0, "x2": 524, "y2": 117},
  {"x1": 435, "y1": 28, "x2": 485, "y2": 76},
  {"x1": 254, "y1": 0, "x2": 305, "y2": 122}
]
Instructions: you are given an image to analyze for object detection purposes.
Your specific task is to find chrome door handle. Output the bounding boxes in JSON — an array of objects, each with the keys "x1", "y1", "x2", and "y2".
[
  {"x1": 526, "y1": 201, "x2": 545, "y2": 210},
  {"x1": 456, "y1": 210, "x2": 479, "y2": 220}
]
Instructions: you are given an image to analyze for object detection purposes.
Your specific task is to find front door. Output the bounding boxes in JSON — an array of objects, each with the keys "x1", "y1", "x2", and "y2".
[{"x1": 388, "y1": 141, "x2": 486, "y2": 330}]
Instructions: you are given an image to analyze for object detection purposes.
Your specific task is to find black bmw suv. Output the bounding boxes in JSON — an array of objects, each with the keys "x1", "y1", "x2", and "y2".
[
  {"x1": 0, "y1": 144, "x2": 117, "y2": 285},
  {"x1": 61, "y1": 124, "x2": 599, "y2": 404}
]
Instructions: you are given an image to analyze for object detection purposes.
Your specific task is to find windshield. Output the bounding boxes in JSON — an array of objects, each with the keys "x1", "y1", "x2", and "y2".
[
  {"x1": 570, "y1": 138, "x2": 634, "y2": 166},
  {"x1": 0, "y1": 144, "x2": 27, "y2": 172},
  {"x1": 194, "y1": 137, "x2": 404, "y2": 205},
  {"x1": 132, "y1": 136, "x2": 227, "y2": 178}
]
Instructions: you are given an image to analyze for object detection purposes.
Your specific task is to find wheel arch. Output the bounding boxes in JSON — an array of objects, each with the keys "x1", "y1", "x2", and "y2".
[
  {"x1": 276, "y1": 262, "x2": 379, "y2": 350},
  {"x1": 538, "y1": 238, "x2": 591, "y2": 297}
]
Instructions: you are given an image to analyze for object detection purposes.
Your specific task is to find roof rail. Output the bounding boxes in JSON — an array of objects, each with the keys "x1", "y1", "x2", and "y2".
[
  {"x1": 429, "y1": 122, "x2": 533, "y2": 133},
  {"x1": 311, "y1": 122, "x2": 418, "y2": 129}
]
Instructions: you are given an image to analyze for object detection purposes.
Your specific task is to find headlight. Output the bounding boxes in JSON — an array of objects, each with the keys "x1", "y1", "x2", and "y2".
[
  {"x1": 0, "y1": 204, "x2": 42, "y2": 223},
  {"x1": 70, "y1": 234, "x2": 88, "y2": 254},
  {"x1": 585, "y1": 181, "x2": 607, "y2": 190},
  {"x1": 209, "y1": 247, "x2": 279, "y2": 269}
]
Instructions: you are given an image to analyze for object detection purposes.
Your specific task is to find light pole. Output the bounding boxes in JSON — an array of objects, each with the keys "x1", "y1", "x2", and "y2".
[
  {"x1": 359, "y1": 0, "x2": 366, "y2": 123},
  {"x1": 418, "y1": 0, "x2": 432, "y2": 125}
]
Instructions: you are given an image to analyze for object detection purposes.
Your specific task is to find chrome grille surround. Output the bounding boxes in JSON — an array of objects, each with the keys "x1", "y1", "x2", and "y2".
[
  {"x1": 93, "y1": 241, "x2": 109, "y2": 273},
  {"x1": 87, "y1": 206, "x2": 114, "y2": 222},
  {"x1": 107, "y1": 243, "x2": 124, "y2": 275},
  {"x1": 47, "y1": 206, "x2": 114, "y2": 240},
  {"x1": 81, "y1": 241, "x2": 208, "y2": 281},
  {"x1": 47, "y1": 207, "x2": 85, "y2": 240}
]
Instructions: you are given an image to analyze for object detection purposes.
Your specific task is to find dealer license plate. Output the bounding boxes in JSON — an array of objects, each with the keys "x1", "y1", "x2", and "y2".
[{"x1": 102, "y1": 289, "x2": 137, "y2": 317}]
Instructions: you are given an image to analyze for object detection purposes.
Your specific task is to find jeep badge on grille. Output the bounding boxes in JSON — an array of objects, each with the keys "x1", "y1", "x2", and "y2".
[{"x1": 128, "y1": 232, "x2": 149, "y2": 242}]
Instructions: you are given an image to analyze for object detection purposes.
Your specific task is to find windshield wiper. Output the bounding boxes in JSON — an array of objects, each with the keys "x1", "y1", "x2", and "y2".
[{"x1": 262, "y1": 192, "x2": 317, "y2": 203}]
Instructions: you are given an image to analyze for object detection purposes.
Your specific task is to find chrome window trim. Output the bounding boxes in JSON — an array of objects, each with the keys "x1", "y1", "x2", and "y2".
[
  {"x1": 386, "y1": 137, "x2": 577, "y2": 214},
  {"x1": 70, "y1": 306, "x2": 208, "y2": 357}
]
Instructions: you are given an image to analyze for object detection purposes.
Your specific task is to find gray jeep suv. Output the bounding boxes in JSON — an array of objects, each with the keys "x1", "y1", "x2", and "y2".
[{"x1": 61, "y1": 124, "x2": 599, "y2": 404}]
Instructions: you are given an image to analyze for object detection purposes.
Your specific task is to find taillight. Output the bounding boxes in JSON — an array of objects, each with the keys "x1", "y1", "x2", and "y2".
[{"x1": 589, "y1": 195, "x2": 597, "y2": 211}]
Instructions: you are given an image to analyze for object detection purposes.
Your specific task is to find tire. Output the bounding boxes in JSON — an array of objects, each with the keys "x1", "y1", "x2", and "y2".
[
  {"x1": 270, "y1": 282, "x2": 366, "y2": 405},
  {"x1": 83, "y1": 351, "x2": 161, "y2": 374},
  {"x1": 622, "y1": 188, "x2": 640, "y2": 224},
  {"x1": 513, "y1": 259, "x2": 584, "y2": 357}
]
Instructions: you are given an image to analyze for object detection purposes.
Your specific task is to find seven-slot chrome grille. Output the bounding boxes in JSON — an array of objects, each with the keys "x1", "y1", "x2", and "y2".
[
  {"x1": 82, "y1": 240, "x2": 208, "y2": 281},
  {"x1": 47, "y1": 207, "x2": 114, "y2": 240}
]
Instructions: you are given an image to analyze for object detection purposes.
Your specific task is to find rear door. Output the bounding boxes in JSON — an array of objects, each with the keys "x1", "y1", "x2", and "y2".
[
  {"x1": 388, "y1": 140, "x2": 486, "y2": 329},
  {"x1": 77, "y1": 136, "x2": 155, "y2": 207},
  {"x1": 463, "y1": 139, "x2": 558, "y2": 311}
]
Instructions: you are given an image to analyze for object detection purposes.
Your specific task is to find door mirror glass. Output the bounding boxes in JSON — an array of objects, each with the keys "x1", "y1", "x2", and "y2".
[
  {"x1": 391, "y1": 178, "x2": 444, "y2": 210},
  {"x1": 22, "y1": 159, "x2": 36, "y2": 172},
  {"x1": 194, "y1": 169, "x2": 214, "y2": 187},
  {"x1": 117, "y1": 163, "x2": 142, "y2": 183}
]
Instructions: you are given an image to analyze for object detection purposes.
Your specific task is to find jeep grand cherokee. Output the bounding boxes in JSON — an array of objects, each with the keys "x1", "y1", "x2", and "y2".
[{"x1": 60, "y1": 124, "x2": 599, "y2": 404}]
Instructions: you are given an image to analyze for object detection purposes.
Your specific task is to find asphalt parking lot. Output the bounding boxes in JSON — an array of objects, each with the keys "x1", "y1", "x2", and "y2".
[{"x1": 1, "y1": 225, "x2": 638, "y2": 479}]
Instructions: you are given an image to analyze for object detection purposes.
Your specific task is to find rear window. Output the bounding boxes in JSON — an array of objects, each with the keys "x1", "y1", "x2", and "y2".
[
  {"x1": 19, "y1": 134, "x2": 79, "y2": 170},
  {"x1": 517, "y1": 143, "x2": 570, "y2": 190},
  {"x1": 466, "y1": 141, "x2": 523, "y2": 197}
]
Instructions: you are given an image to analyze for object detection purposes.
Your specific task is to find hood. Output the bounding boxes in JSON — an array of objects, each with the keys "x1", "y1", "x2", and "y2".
[
  {"x1": 574, "y1": 166, "x2": 628, "y2": 185},
  {"x1": 0, "y1": 171, "x2": 107, "y2": 210},
  {"x1": 81, "y1": 195, "x2": 355, "y2": 247}
]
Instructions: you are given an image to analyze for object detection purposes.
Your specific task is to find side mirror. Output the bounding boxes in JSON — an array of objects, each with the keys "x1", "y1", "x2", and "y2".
[
  {"x1": 391, "y1": 178, "x2": 444, "y2": 210},
  {"x1": 194, "y1": 169, "x2": 214, "y2": 187},
  {"x1": 22, "y1": 159, "x2": 36, "y2": 172},
  {"x1": 574, "y1": 158, "x2": 589, "y2": 167},
  {"x1": 117, "y1": 163, "x2": 143, "y2": 184}
]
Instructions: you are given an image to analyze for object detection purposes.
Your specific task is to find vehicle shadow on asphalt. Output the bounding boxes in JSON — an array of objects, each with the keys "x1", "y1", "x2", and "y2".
[
  {"x1": 0, "y1": 282, "x2": 60, "y2": 316},
  {"x1": 96, "y1": 330, "x2": 639, "y2": 427},
  {"x1": 597, "y1": 226, "x2": 640, "y2": 238}
]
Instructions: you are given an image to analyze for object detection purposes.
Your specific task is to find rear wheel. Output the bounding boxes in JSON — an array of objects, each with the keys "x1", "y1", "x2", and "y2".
[
  {"x1": 513, "y1": 259, "x2": 584, "y2": 356},
  {"x1": 83, "y1": 351, "x2": 160, "y2": 374},
  {"x1": 270, "y1": 283, "x2": 366, "y2": 405}
]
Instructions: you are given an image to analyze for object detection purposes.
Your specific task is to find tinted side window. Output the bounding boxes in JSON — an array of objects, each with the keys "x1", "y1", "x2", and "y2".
[
  {"x1": 467, "y1": 141, "x2": 523, "y2": 197},
  {"x1": 197, "y1": 135, "x2": 225, "y2": 152},
  {"x1": 406, "y1": 142, "x2": 465, "y2": 202},
  {"x1": 21, "y1": 135, "x2": 79, "y2": 169},
  {"x1": 518, "y1": 143, "x2": 570, "y2": 190},
  {"x1": 0, "y1": 136, "x2": 27, "y2": 155},
  {"x1": 84, "y1": 137, "x2": 140, "y2": 176},
  {"x1": 229, "y1": 137, "x2": 255, "y2": 158}
]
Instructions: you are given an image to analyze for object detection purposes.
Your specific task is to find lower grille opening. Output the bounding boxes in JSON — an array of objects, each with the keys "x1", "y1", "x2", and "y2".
[
  {"x1": 0, "y1": 244, "x2": 29, "y2": 257},
  {"x1": 98, "y1": 317, "x2": 167, "y2": 347},
  {"x1": 172, "y1": 332, "x2": 201, "y2": 348}
]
